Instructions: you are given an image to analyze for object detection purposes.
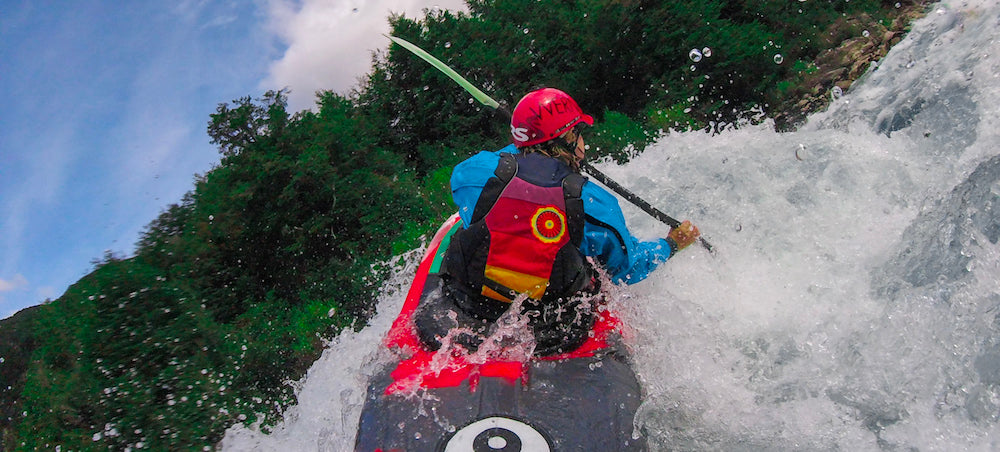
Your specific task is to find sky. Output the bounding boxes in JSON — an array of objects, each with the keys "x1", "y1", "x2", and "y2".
[{"x1": 0, "y1": 0, "x2": 468, "y2": 320}]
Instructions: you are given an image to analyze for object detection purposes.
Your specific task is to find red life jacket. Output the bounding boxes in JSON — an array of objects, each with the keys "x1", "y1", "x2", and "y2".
[{"x1": 443, "y1": 152, "x2": 589, "y2": 319}]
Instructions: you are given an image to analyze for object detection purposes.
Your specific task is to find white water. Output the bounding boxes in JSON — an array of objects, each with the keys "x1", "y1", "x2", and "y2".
[{"x1": 223, "y1": 2, "x2": 1000, "y2": 450}]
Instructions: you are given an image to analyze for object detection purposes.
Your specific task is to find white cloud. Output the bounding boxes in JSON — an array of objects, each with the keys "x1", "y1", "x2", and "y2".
[
  {"x1": 35, "y1": 285, "x2": 59, "y2": 302},
  {"x1": 261, "y1": 0, "x2": 468, "y2": 112},
  {"x1": 0, "y1": 274, "x2": 28, "y2": 293}
]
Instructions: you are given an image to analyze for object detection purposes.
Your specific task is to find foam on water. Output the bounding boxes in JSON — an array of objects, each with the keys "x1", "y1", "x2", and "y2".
[{"x1": 223, "y1": 1, "x2": 1000, "y2": 450}]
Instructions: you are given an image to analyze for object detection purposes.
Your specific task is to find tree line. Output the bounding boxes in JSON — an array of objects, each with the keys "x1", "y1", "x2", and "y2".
[{"x1": 2, "y1": 1, "x2": 926, "y2": 449}]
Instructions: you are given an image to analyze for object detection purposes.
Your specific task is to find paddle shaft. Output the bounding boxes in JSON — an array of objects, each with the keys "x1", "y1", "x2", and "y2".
[
  {"x1": 580, "y1": 161, "x2": 713, "y2": 253},
  {"x1": 387, "y1": 35, "x2": 714, "y2": 253}
]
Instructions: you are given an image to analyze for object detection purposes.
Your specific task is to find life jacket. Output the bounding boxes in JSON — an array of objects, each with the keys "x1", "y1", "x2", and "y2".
[{"x1": 442, "y1": 152, "x2": 590, "y2": 321}]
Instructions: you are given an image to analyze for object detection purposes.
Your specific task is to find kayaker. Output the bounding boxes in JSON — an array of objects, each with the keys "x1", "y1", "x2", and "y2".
[{"x1": 413, "y1": 87, "x2": 700, "y2": 356}]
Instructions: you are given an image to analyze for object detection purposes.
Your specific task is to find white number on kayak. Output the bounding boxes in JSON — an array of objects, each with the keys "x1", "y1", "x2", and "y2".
[{"x1": 443, "y1": 416, "x2": 551, "y2": 452}]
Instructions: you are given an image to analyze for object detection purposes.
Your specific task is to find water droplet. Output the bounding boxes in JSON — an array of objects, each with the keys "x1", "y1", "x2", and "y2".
[
  {"x1": 690, "y1": 65, "x2": 697, "y2": 71},
  {"x1": 795, "y1": 143, "x2": 808, "y2": 161},
  {"x1": 773, "y1": 54, "x2": 784, "y2": 64},
  {"x1": 702, "y1": 47, "x2": 712, "y2": 58},
  {"x1": 688, "y1": 48, "x2": 703, "y2": 62},
  {"x1": 831, "y1": 85, "x2": 843, "y2": 100},
  {"x1": 862, "y1": 30, "x2": 870, "y2": 38},
  {"x1": 444, "y1": 42, "x2": 451, "y2": 48}
]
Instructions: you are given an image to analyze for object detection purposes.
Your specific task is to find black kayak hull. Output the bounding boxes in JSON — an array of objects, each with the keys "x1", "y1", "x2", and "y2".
[{"x1": 355, "y1": 349, "x2": 646, "y2": 451}]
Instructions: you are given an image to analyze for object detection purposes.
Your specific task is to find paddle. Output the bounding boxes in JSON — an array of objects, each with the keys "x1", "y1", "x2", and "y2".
[{"x1": 387, "y1": 35, "x2": 714, "y2": 254}]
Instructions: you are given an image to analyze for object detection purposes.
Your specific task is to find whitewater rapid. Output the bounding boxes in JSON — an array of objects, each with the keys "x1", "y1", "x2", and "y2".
[{"x1": 223, "y1": 1, "x2": 1000, "y2": 450}]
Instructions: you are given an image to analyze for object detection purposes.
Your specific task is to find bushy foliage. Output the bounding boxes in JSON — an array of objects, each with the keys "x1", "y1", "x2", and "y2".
[
  {"x1": 11, "y1": 89, "x2": 434, "y2": 450},
  {"x1": 5, "y1": 1, "x2": 927, "y2": 450},
  {"x1": 380, "y1": 0, "x2": 921, "y2": 155}
]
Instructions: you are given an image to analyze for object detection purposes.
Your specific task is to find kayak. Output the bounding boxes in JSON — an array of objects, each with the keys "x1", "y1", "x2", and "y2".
[{"x1": 354, "y1": 214, "x2": 647, "y2": 451}]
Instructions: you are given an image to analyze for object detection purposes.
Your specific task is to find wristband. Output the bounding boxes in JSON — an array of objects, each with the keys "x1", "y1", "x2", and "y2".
[{"x1": 665, "y1": 237, "x2": 680, "y2": 255}]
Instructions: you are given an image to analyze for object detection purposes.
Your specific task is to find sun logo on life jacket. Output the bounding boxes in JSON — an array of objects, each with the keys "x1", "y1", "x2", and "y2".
[{"x1": 531, "y1": 207, "x2": 566, "y2": 244}]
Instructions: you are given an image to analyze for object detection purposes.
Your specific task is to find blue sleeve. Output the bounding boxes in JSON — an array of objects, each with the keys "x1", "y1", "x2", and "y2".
[
  {"x1": 450, "y1": 144, "x2": 519, "y2": 226},
  {"x1": 579, "y1": 181, "x2": 673, "y2": 284}
]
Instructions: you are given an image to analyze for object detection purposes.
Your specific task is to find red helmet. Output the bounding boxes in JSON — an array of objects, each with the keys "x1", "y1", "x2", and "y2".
[{"x1": 510, "y1": 88, "x2": 594, "y2": 147}]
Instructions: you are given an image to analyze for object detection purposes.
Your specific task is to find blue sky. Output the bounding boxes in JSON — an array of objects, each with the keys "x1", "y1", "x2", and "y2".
[{"x1": 0, "y1": 0, "x2": 466, "y2": 319}]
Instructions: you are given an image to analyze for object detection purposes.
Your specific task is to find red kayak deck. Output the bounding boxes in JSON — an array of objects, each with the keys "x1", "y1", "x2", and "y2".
[
  {"x1": 355, "y1": 214, "x2": 646, "y2": 451},
  {"x1": 381, "y1": 213, "x2": 622, "y2": 394}
]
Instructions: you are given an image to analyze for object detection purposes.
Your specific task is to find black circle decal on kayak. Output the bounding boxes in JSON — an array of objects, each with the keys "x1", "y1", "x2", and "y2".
[{"x1": 442, "y1": 416, "x2": 550, "y2": 452}]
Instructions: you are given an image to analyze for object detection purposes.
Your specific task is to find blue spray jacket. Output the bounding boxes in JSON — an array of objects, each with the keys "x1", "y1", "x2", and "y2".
[{"x1": 451, "y1": 144, "x2": 673, "y2": 284}]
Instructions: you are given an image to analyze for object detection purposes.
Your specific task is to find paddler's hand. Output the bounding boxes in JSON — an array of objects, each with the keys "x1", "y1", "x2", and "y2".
[{"x1": 665, "y1": 220, "x2": 700, "y2": 254}]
